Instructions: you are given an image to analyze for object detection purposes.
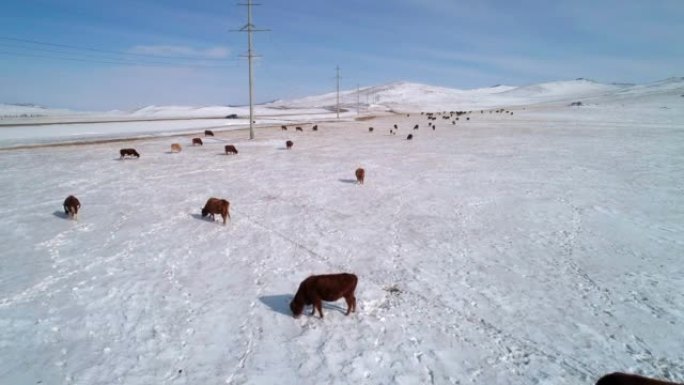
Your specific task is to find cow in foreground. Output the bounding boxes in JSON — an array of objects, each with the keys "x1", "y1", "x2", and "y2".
[
  {"x1": 286, "y1": 140, "x2": 294, "y2": 149},
  {"x1": 595, "y1": 372, "x2": 682, "y2": 385},
  {"x1": 290, "y1": 273, "x2": 358, "y2": 318},
  {"x1": 170, "y1": 143, "x2": 182, "y2": 153},
  {"x1": 355, "y1": 168, "x2": 365, "y2": 184},
  {"x1": 63, "y1": 195, "x2": 80, "y2": 220},
  {"x1": 119, "y1": 148, "x2": 140, "y2": 159},
  {"x1": 224, "y1": 145, "x2": 238, "y2": 155},
  {"x1": 204, "y1": 129, "x2": 215, "y2": 137},
  {"x1": 201, "y1": 197, "x2": 230, "y2": 225},
  {"x1": 192, "y1": 138, "x2": 203, "y2": 146}
]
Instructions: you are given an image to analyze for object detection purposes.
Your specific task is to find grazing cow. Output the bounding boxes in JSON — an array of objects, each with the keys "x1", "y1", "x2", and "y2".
[
  {"x1": 432, "y1": 125, "x2": 436, "y2": 130},
  {"x1": 201, "y1": 197, "x2": 230, "y2": 225},
  {"x1": 170, "y1": 143, "x2": 182, "y2": 153},
  {"x1": 355, "y1": 168, "x2": 365, "y2": 184},
  {"x1": 466, "y1": 117, "x2": 470, "y2": 121},
  {"x1": 312, "y1": 125, "x2": 318, "y2": 131},
  {"x1": 390, "y1": 129, "x2": 394, "y2": 135},
  {"x1": 406, "y1": 134, "x2": 413, "y2": 140},
  {"x1": 368, "y1": 127, "x2": 374, "y2": 132},
  {"x1": 286, "y1": 140, "x2": 294, "y2": 149},
  {"x1": 204, "y1": 129, "x2": 215, "y2": 137},
  {"x1": 224, "y1": 145, "x2": 238, "y2": 155},
  {"x1": 595, "y1": 372, "x2": 682, "y2": 385},
  {"x1": 290, "y1": 273, "x2": 358, "y2": 318},
  {"x1": 296, "y1": 126, "x2": 303, "y2": 132},
  {"x1": 192, "y1": 138, "x2": 203, "y2": 146},
  {"x1": 119, "y1": 148, "x2": 140, "y2": 159},
  {"x1": 63, "y1": 195, "x2": 80, "y2": 220},
  {"x1": 413, "y1": 124, "x2": 419, "y2": 130},
  {"x1": 281, "y1": 125, "x2": 288, "y2": 131},
  {"x1": 393, "y1": 124, "x2": 398, "y2": 129}
]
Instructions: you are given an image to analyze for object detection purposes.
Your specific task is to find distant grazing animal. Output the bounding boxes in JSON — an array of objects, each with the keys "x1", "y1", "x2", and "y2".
[
  {"x1": 355, "y1": 168, "x2": 365, "y2": 184},
  {"x1": 312, "y1": 125, "x2": 318, "y2": 131},
  {"x1": 432, "y1": 125, "x2": 436, "y2": 130},
  {"x1": 204, "y1": 129, "x2": 215, "y2": 137},
  {"x1": 286, "y1": 140, "x2": 294, "y2": 149},
  {"x1": 296, "y1": 126, "x2": 303, "y2": 132},
  {"x1": 63, "y1": 195, "x2": 80, "y2": 220},
  {"x1": 281, "y1": 125, "x2": 288, "y2": 131},
  {"x1": 290, "y1": 273, "x2": 358, "y2": 318},
  {"x1": 406, "y1": 134, "x2": 413, "y2": 140},
  {"x1": 413, "y1": 124, "x2": 419, "y2": 130},
  {"x1": 170, "y1": 143, "x2": 182, "y2": 153},
  {"x1": 390, "y1": 129, "x2": 394, "y2": 135},
  {"x1": 119, "y1": 148, "x2": 140, "y2": 159},
  {"x1": 595, "y1": 372, "x2": 682, "y2": 385},
  {"x1": 406, "y1": 114, "x2": 410, "y2": 117},
  {"x1": 192, "y1": 138, "x2": 203, "y2": 146},
  {"x1": 201, "y1": 197, "x2": 230, "y2": 225},
  {"x1": 368, "y1": 127, "x2": 374, "y2": 132},
  {"x1": 224, "y1": 145, "x2": 238, "y2": 155},
  {"x1": 393, "y1": 124, "x2": 398, "y2": 129},
  {"x1": 466, "y1": 117, "x2": 470, "y2": 121}
]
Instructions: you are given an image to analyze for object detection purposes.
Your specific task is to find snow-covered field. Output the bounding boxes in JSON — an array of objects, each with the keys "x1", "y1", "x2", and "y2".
[{"x1": 1, "y1": 80, "x2": 683, "y2": 385}]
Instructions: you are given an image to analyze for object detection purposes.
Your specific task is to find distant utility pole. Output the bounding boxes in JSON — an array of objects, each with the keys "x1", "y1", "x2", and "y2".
[
  {"x1": 336, "y1": 65, "x2": 340, "y2": 119},
  {"x1": 235, "y1": 0, "x2": 268, "y2": 140}
]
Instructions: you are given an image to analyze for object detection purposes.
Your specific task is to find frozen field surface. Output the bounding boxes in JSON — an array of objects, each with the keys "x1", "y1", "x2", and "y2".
[{"x1": 1, "y1": 105, "x2": 683, "y2": 385}]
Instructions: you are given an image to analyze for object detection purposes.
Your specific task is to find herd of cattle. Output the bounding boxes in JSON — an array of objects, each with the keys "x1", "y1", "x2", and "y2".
[{"x1": 58, "y1": 112, "x2": 682, "y2": 385}]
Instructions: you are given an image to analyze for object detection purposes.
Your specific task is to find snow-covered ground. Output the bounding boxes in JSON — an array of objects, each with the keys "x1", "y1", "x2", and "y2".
[{"x1": 1, "y1": 80, "x2": 683, "y2": 385}]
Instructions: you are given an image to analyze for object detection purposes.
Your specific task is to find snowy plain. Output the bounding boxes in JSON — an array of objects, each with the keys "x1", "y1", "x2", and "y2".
[{"x1": 1, "y1": 79, "x2": 683, "y2": 385}]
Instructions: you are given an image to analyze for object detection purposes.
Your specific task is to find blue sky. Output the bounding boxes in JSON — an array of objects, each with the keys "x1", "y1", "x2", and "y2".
[{"x1": 0, "y1": 0, "x2": 682, "y2": 110}]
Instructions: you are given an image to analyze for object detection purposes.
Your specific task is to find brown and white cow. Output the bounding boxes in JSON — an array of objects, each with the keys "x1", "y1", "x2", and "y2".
[
  {"x1": 201, "y1": 197, "x2": 230, "y2": 225},
  {"x1": 63, "y1": 195, "x2": 80, "y2": 220},
  {"x1": 290, "y1": 273, "x2": 358, "y2": 318},
  {"x1": 170, "y1": 143, "x2": 182, "y2": 153},
  {"x1": 224, "y1": 145, "x2": 238, "y2": 155}
]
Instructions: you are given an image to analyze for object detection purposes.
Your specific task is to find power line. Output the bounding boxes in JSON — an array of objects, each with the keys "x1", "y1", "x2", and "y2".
[{"x1": 0, "y1": 36, "x2": 229, "y2": 61}]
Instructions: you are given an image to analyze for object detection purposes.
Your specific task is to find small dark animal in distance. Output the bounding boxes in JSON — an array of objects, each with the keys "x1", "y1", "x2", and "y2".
[
  {"x1": 290, "y1": 273, "x2": 358, "y2": 318},
  {"x1": 595, "y1": 372, "x2": 683, "y2": 385},
  {"x1": 225, "y1": 114, "x2": 238, "y2": 119},
  {"x1": 286, "y1": 140, "x2": 293, "y2": 149},
  {"x1": 406, "y1": 134, "x2": 413, "y2": 140},
  {"x1": 201, "y1": 197, "x2": 231, "y2": 225},
  {"x1": 413, "y1": 124, "x2": 419, "y2": 130},
  {"x1": 296, "y1": 126, "x2": 303, "y2": 132},
  {"x1": 312, "y1": 125, "x2": 318, "y2": 131},
  {"x1": 224, "y1": 145, "x2": 238, "y2": 155},
  {"x1": 119, "y1": 148, "x2": 140, "y2": 159},
  {"x1": 192, "y1": 138, "x2": 203, "y2": 146},
  {"x1": 281, "y1": 125, "x2": 288, "y2": 131},
  {"x1": 204, "y1": 129, "x2": 214, "y2": 137},
  {"x1": 63, "y1": 195, "x2": 80, "y2": 220},
  {"x1": 393, "y1": 124, "x2": 398, "y2": 129},
  {"x1": 368, "y1": 127, "x2": 374, "y2": 132},
  {"x1": 355, "y1": 168, "x2": 365, "y2": 184}
]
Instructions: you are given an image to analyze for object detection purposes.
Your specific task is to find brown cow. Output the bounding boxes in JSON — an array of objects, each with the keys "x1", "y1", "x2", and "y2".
[
  {"x1": 224, "y1": 145, "x2": 238, "y2": 155},
  {"x1": 119, "y1": 148, "x2": 140, "y2": 159},
  {"x1": 281, "y1": 125, "x2": 288, "y2": 131},
  {"x1": 204, "y1": 129, "x2": 215, "y2": 137},
  {"x1": 355, "y1": 168, "x2": 365, "y2": 184},
  {"x1": 312, "y1": 125, "x2": 318, "y2": 131},
  {"x1": 192, "y1": 138, "x2": 203, "y2": 146},
  {"x1": 296, "y1": 126, "x2": 303, "y2": 132},
  {"x1": 595, "y1": 372, "x2": 682, "y2": 385},
  {"x1": 290, "y1": 273, "x2": 358, "y2": 318},
  {"x1": 286, "y1": 140, "x2": 294, "y2": 149},
  {"x1": 63, "y1": 195, "x2": 80, "y2": 220},
  {"x1": 170, "y1": 143, "x2": 182, "y2": 153},
  {"x1": 201, "y1": 197, "x2": 230, "y2": 225}
]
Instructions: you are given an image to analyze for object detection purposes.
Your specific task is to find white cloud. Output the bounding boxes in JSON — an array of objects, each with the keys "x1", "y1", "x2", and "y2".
[{"x1": 129, "y1": 45, "x2": 230, "y2": 59}]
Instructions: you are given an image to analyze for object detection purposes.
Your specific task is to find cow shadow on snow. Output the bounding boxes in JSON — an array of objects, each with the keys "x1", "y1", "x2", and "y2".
[
  {"x1": 338, "y1": 178, "x2": 358, "y2": 184},
  {"x1": 52, "y1": 211, "x2": 70, "y2": 219},
  {"x1": 259, "y1": 294, "x2": 294, "y2": 316}
]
